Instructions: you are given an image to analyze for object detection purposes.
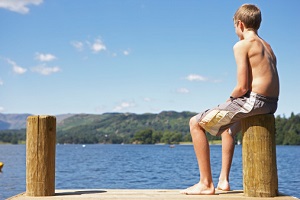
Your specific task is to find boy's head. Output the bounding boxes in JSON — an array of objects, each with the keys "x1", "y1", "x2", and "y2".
[{"x1": 234, "y1": 4, "x2": 261, "y2": 31}]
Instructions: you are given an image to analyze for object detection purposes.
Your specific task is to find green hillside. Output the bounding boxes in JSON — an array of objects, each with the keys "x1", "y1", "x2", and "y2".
[
  {"x1": 0, "y1": 111, "x2": 299, "y2": 145},
  {"x1": 56, "y1": 111, "x2": 197, "y2": 144}
]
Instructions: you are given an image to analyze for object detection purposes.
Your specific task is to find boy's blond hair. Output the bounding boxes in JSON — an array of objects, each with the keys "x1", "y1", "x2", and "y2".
[{"x1": 234, "y1": 4, "x2": 261, "y2": 31}]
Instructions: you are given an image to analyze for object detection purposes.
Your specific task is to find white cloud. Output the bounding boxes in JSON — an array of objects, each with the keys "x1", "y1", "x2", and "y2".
[
  {"x1": 113, "y1": 101, "x2": 136, "y2": 112},
  {"x1": 71, "y1": 41, "x2": 84, "y2": 51},
  {"x1": 72, "y1": 37, "x2": 107, "y2": 54},
  {"x1": 7, "y1": 59, "x2": 27, "y2": 74},
  {"x1": 0, "y1": 0, "x2": 43, "y2": 14},
  {"x1": 31, "y1": 65, "x2": 61, "y2": 75},
  {"x1": 186, "y1": 74, "x2": 208, "y2": 81},
  {"x1": 177, "y1": 88, "x2": 189, "y2": 94},
  {"x1": 143, "y1": 97, "x2": 152, "y2": 102},
  {"x1": 35, "y1": 53, "x2": 56, "y2": 62},
  {"x1": 0, "y1": 106, "x2": 4, "y2": 112},
  {"x1": 0, "y1": 79, "x2": 3, "y2": 86},
  {"x1": 91, "y1": 39, "x2": 106, "y2": 53},
  {"x1": 123, "y1": 50, "x2": 130, "y2": 56}
]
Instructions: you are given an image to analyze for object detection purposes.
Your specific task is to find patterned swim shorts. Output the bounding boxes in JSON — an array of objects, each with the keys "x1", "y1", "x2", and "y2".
[{"x1": 195, "y1": 91, "x2": 278, "y2": 136}]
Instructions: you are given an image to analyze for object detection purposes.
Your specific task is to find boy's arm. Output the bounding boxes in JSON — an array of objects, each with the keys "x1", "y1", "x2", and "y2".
[{"x1": 230, "y1": 41, "x2": 250, "y2": 99}]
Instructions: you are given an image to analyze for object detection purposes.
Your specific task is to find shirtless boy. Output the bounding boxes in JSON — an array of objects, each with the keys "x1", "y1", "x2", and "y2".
[{"x1": 180, "y1": 4, "x2": 279, "y2": 195}]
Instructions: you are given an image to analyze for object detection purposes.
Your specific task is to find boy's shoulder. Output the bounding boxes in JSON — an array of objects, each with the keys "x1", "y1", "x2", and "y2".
[
  {"x1": 233, "y1": 38, "x2": 255, "y2": 49},
  {"x1": 233, "y1": 39, "x2": 251, "y2": 54},
  {"x1": 233, "y1": 37, "x2": 262, "y2": 55}
]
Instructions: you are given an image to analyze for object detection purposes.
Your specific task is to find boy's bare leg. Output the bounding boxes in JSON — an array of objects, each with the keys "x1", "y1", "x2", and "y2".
[
  {"x1": 180, "y1": 117, "x2": 215, "y2": 195},
  {"x1": 217, "y1": 130, "x2": 235, "y2": 191}
]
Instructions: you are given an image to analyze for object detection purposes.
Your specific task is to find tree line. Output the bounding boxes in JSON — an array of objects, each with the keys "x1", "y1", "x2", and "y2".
[{"x1": 0, "y1": 112, "x2": 299, "y2": 145}]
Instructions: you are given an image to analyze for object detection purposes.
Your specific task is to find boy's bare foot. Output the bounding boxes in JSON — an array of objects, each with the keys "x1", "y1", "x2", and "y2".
[
  {"x1": 217, "y1": 180, "x2": 230, "y2": 191},
  {"x1": 180, "y1": 182, "x2": 215, "y2": 195}
]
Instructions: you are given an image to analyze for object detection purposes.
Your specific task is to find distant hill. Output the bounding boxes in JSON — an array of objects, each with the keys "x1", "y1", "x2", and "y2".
[
  {"x1": 0, "y1": 113, "x2": 75, "y2": 130},
  {"x1": 57, "y1": 111, "x2": 195, "y2": 134},
  {"x1": 0, "y1": 111, "x2": 197, "y2": 144},
  {"x1": 0, "y1": 113, "x2": 31, "y2": 130},
  {"x1": 1, "y1": 112, "x2": 299, "y2": 145},
  {"x1": 0, "y1": 111, "x2": 194, "y2": 133},
  {"x1": 0, "y1": 111, "x2": 195, "y2": 131},
  {"x1": 55, "y1": 111, "x2": 196, "y2": 144}
]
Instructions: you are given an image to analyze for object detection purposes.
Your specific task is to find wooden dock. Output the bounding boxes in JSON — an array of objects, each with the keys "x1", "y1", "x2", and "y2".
[
  {"x1": 13, "y1": 116, "x2": 297, "y2": 200},
  {"x1": 8, "y1": 189, "x2": 298, "y2": 200}
]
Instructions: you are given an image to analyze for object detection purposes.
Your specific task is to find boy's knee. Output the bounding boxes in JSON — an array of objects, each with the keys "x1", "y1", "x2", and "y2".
[
  {"x1": 189, "y1": 116, "x2": 199, "y2": 128},
  {"x1": 221, "y1": 129, "x2": 234, "y2": 138}
]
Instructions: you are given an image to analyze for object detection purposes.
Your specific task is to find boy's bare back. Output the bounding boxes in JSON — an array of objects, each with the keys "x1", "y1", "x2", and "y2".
[{"x1": 234, "y1": 35, "x2": 279, "y2": 98}]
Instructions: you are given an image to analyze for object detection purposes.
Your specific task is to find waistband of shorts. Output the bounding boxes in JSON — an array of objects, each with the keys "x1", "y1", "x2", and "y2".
[{"x1": 245, "y1": 91, "x2": 278, "y2": 103}]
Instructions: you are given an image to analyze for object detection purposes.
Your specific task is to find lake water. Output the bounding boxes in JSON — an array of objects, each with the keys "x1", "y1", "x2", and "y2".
[{"x1": 0, "y1": 144, "x2": 299, "y2": 199}]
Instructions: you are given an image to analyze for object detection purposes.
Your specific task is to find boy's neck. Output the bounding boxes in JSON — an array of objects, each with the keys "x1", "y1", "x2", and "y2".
[{"x1": 242, "y1": 29, "x2": 258, "y2": 40}]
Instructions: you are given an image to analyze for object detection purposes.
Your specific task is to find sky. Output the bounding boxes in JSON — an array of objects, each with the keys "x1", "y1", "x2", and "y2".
[{"x1": 0, "y1": 0, "x2": 299, "y2": 116}]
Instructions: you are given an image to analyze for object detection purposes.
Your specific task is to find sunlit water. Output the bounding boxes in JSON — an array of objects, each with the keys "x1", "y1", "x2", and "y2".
[{"x1": 0, "y1": 144, "x2": 299, "y2": 199}]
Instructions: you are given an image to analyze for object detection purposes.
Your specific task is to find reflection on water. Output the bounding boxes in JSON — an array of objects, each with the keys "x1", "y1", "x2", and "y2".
[{"x1": 0, "y1": 144, "x2": 299, "y2": 199}]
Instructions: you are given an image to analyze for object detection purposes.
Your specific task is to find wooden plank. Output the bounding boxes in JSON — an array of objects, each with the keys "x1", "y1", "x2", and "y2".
[{"x1": 8, "y1": 189, "x2": 297, "y2": 200}]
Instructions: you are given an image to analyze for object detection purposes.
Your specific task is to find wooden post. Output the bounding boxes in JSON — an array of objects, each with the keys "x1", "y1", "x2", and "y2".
[
  {"x1": 241, "y1": 114, "x2": 278, "y2": 197},
  {"x1": 26, "y1": 115, "x2": 56, "y2": 196}
]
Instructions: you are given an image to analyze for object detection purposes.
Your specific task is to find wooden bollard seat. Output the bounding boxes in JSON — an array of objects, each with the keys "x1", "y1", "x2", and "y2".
[
  {"x1": 241, "y1": 114, "x2": 278, "y2": 197},
  {"x1": 26, "y1": 115, "x2": 56, "y2": 196}
]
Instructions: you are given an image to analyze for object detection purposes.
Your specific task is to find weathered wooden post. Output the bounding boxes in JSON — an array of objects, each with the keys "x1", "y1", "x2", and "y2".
[
  {"x1": 241, "y1": 114, "x2": 278, "y2": 197},
  {"x1": 26, "y1": 115, "x2": 56, "y2": 196}
]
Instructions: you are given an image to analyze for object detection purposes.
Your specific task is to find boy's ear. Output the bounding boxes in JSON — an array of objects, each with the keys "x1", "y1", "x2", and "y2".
[{"x1": 239, "y1": 21, "x2": 245, "y2": 32}]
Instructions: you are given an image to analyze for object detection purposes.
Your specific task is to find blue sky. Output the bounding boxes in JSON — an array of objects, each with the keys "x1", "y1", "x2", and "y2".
[{"x1": 0, "y1": 0, "x2": 299, "y2": 116}]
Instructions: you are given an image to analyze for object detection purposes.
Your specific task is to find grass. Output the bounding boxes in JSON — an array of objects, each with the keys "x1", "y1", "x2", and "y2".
[{"x1": 209, "y1": 140, "x2": 222, "y2": 145}]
